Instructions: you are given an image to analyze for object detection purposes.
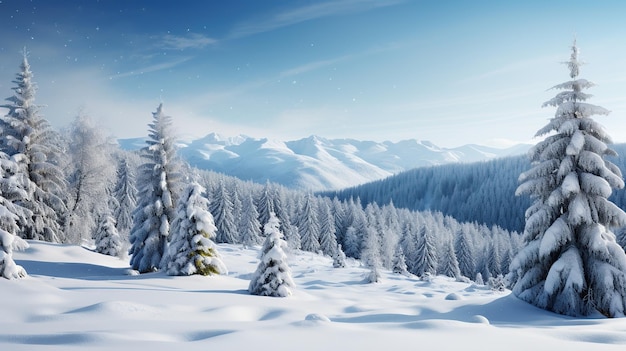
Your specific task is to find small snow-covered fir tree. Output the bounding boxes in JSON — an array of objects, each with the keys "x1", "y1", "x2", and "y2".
[
  {"x1": 438, "y1": 238, "x2": 461, "y2": 279},
  {"x1": 94, "y1": 213, "x2": 122, "y2": 257},
  {"x1": 239, "y1": 192, "x2": 263, "y2": 248},
  {"x1": 475, "y1": 272, "x2": 485, "y2": 286},
  {"x1": 272, "y1": 188, "x2": 300, "y2": 250},
  {"x1": 510, "y1": 41, "x2": 626, "y2": 317},
  {"x1": 0, "y1": 226, "x2": 29, "y2": 279},
  {"x1": 112, "y1": 157, "x2": 137, "y2": 241},
  {"x1": 0, "y1": 154, "x2": 29, "y2": 279},
  {"x1": 343, "y1": 225, "x2": 360, "y2": 258},
  {"x1": 256, "y1": 181, "x2": 274, "y2": 233},
  {"x1": 0, "y1": 52, "x2": 68, "y2": 243},
  {"x1": 455, "y1": 224, "x2": 475, "y2": 279},
  {"x1": 318, "y1": 199, "x2": 339, "y2": 256},
  {"x1": 249, "y1": 212, "x2": 295, "y2": 297},
  {"x1": 166, "y1": 182, "x2": 226, "y2": 276},
  {"x1": 413, "y1": 224, "x2": 438, "y2": 278},
  {"x1": 333, "y1": 243, "x2": 347, "y2": 268},
  {"x1": 361, "y1": 224, "x2": 382, "y2": 284},
  {"x1": 297, "y1": 193, "x2": 321, "y2": 253},
  {"x1": 343, "y1": 199, "x2": 367, "y2": 258},
  {"x1": 210, "y1": 178, "x2": 238, "y2": 244},
  {"x1": 392, "y1": 245, "x2": 409, "y2": 276},
  {"x1": 128, "y1": 104, "x2": 182, "y2": 273}
]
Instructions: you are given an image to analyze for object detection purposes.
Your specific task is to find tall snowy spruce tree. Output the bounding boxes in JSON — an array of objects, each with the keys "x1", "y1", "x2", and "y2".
[
  {"x1": 165, "y1": 182, "x2": 227, "y2": 276},
  {"x1": 249, "y1": 212, "x2": 295, "y2": 297},
  {"x1": 128, "y1": 104, "x2": 182, "y2": 273},
  {"x1": 510, "y1": 41, "x2": 626, "y2": 317},
  {"x1": 0, "y1": 52, "x2": 67, "y2": 242}
]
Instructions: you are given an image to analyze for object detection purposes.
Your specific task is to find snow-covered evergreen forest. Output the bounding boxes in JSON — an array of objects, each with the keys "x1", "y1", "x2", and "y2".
[
  {"x1": 0, "y1": 52, "x2": 519, "y2": 286},
  {"x1": 3, "y1": 42, "x2": 626, "y2": 319},
  {"x1": 328, "y1": 145, "x2": 626, "y2": 235}
]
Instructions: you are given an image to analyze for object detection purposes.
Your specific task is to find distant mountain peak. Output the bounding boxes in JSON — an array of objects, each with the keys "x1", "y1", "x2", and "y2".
[{"x1": 119, "y1": 134, "x2": 532, "y2": 191}]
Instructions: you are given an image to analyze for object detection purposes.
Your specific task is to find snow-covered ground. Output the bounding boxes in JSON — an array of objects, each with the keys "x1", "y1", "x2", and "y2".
[{"x1": 2, "y1": 241, "x2": 626, "y2": 350}]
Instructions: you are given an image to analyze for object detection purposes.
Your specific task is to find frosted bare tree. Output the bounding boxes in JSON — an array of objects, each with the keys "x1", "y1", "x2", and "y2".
[{"x1": 64, "y1": 114, "x2": 116, "y2": 244}]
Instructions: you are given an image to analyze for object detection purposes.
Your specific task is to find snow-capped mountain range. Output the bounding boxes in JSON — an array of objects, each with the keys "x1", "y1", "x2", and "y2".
[{"x1": 119, "y1": 133, "x2": 531, "y2": 191}]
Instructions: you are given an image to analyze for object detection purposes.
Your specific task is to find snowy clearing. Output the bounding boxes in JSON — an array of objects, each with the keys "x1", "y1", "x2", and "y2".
[{"x1": 2, "y1": 241, "x2": 626, "y2": 350}]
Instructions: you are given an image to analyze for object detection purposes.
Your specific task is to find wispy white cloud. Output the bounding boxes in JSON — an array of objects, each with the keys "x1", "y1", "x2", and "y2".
[
  {"x1": 109, "y1": 57, "x2": 193, "y2": 79},
  {"x1": 229, "y1": 0, "x2": 405, "y2": 39},
  {"x1": 279, "y1": 56, "x2": 350, "y2": 78},
  {"x1": 455, "y1": 55, "x2": 561, "y2": 85},
  {"x1": 158, "y1": 33, "x2": 217, "y2": 50}
]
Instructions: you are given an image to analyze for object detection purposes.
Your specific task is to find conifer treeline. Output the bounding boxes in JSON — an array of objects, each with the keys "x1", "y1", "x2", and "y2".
[
  {"x1": 199, "y1": 171, "x2": 521, "y2": 283},
  {"x1": 327, "y1": 146, "x2": 626, "y2": 234}
]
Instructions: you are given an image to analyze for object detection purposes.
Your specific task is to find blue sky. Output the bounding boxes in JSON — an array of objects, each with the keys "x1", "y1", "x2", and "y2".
[{"x1": 2, "y1": 0, "x2": 626, "y2": 147}]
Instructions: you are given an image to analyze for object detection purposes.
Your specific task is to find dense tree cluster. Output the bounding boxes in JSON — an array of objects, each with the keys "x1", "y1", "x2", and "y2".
[
  {"x1": 328, "y1": 156, "x2": 532, "y2": 233},
  {"x1": 328, "y1": 144, "x2": 626, "y2": 236},
  {"x1": 198, "y1": 170, "x2": 521, "y2": 281}
]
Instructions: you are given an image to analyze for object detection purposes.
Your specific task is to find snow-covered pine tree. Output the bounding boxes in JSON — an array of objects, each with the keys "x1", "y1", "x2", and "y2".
[
  {"x1": 475, "y1": 272, "x2": 485, "y2": 286},
  {"x1": 343, "y1": 225, "x2": 360, "y2": 259},
  {"x1": 318, "y1": 199, "x2": 338, "y2": 256},
  {"x1": 112, "y1": 156, "x2": 137, "y2": 241},
  {"x1": 239, "y1": 191, "x2": 263, "y2": 248},
  {"x1": 361, "y1": 207, "x2": 382, "y2": 283},
  {"x1": 486, "y1": 234, "x2": 503, "y2": 278},
  {"x1": 0, "y1": 52, "x2": 68, "y2": 243},
  {"x1": 332, "y1": 197, "x2": 347, "y2": 245},
  {"x1": 343, "y1": 199, "x2": 367, "y2": 259},
  {"x1": 399, "y1": 215, "x2": 419, "y2": 273},
  {"x1": 475, "y1": 245, "x2": 492, "y2": 282},
  {"x1": 454, "y1": 224, "x2": 475, "y2": 279},
  {"x1": 249, "y1": 212, "x2": 295, "y2": 297},
  {"x1": 297, "y1": 193, "x2": 321, "y2": 253},
  {"x1": 128, "y1": 104, "x2": 182, "y2": 273},
  {"x1": 94, "y1": 213, "x2": 122, "y2": 257},
  {"x1": 256, "y1": 181, "x2": 274, "y2": 234},
  {"x1": 231, "y1": 181, "x2": 243, "y2": 229},
  {"x1": 438, "y1": 238, "x2": 461, "y2": 279},
  {"x1": 413, "y1": 221, "x2": 438, "y2": 278},
  {"x1": 64, "y1": 114, "x2": 116, "y2": 244},
  {"x1": 333, "y1": 243, "x2": 347, "y2": 268},
  {"x1": 166, "y1": 182, "x2": 227, "y2": 276},
  {"x1": 272, "y1": 186, "x2": 300, "y2": 250},
  {"x1": 392, "y1": 245, "x2": 409, "y2": 276},
  {"x1": 510, "y1": 41, "x2": 626, "y2": 317},
  {"x1": 211, "y1": 177, "x2": 238, "y2": 244},
  {"x1": 362, "y1": 228, "x2": 382, "y2": 283},
  {"x1": 381, "y1": 201, "x2": 401, "y2": 268},
  {"x1": 0, "y1": 153, "x2": 29, "y2": 279}
]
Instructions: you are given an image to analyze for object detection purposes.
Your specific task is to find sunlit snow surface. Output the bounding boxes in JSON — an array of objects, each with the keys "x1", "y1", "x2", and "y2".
[{"x1": 2, "y1": 241, "x2": 626, "y2": 350}]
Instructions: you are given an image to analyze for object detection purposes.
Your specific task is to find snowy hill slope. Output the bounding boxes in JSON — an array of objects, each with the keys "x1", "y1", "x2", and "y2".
[
  {"x1": 120, "y1": 133, "x2": 530, "y2": 191},
  {"x1": 2, "y1": 241, "x2": 625, "y2": 350}
]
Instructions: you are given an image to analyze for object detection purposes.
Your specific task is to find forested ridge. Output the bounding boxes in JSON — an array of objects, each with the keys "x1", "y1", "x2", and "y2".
[{"x1": 327, "y1": 144, "x2": 626, "y2": 234}]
